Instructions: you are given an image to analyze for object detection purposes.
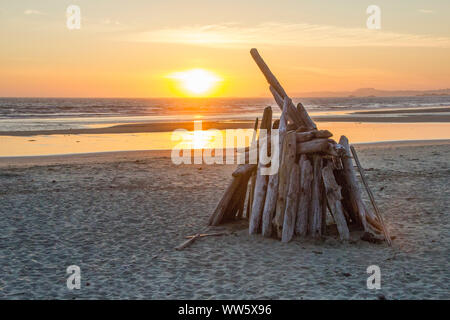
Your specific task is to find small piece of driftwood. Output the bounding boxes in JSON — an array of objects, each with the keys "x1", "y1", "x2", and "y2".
[
  {"x1": 313, "y1": 130, "x2": 333, "y2": 139},
  {"x1": 245, "y1": 117, "x2": 259, "y2": 219},
  {"x1": 175, "y1": 233, "x2": 201, "y2": 250},
  {"x1": 232, "y1": 163, "x2": 257, "y2": 177},
  {"x1": 296, "y1": 102, "x2": 317, "y2": 131},
  {"x1": 297, "y1": 139, "x2": 337, "y2": 156},
  {"x1": 208, "y1": 176, "x2": 243, "y2": 226},
  {"x1": 185, "y1": 232, "x2": 229, "y2": 239},
  {"x1": 176, "y1": 231, "x2": 231, "y2": 250},
  {"x1": 350, "y1": 145, "x2": 392, "y2": 245},
  {"x1": 246, "y1": 171, "x2": 256, "y2": 219}
]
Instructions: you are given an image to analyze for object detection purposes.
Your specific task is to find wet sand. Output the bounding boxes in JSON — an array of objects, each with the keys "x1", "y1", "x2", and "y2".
[
  {"x1": 0, "y1": 140, "x2": 448, "y2": 299},
  {"x1": 1, "y1": 107, "x2": 449, "y2": 137}
]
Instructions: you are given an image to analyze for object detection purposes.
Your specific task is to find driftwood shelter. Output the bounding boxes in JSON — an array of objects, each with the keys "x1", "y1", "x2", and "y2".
[{"x1": 207, "y1": 49, "x2": 391, "y2": 245}]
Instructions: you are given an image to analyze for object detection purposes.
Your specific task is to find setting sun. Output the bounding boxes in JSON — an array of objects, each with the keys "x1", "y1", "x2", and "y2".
[{"x1": 167, "y1": 69, "x2": 222, "y2": 96}]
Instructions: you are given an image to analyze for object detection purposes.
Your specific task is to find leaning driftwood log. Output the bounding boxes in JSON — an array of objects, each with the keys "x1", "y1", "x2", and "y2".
[
  {"x1": 269, "y1": 86, "x2": 305, "y2": 128},
  {"x1": 232, "y1": 163, "x2": 256, "y2": 177},
  {"x1": 295, "y1": 154, "x2": 312, "y2": 236},
  {"x1": 296, "y1": 102, "x2": 317, "y2": 130},
  {"x1": 309, "y1": 155, "x2": 324, "y2": 238},
  {"x1": 339, "y1": 136, "x2": 383, "y2": 237},
  {"x1": 261, "y1": 98, "x2": 288, "y2": 237},
  {"x1": 245, "y1": 118, "x2": 259, "y2": 219},
  {"x1": 297, "y1": 139, "x2": 338, "y2": 156},
  {"x1": 175, "y1": 233, "x2": 200, "y2": 250},
  {"x1": 273, "y1": 130, "x2": 297, "y2": 238},
  {"x1": 249, "y1": 107, "x2": 272, "y2": 234},
  {"x1": 209, "y1": 175, "x2": 242, "y2": 226},
  {"x1": 281, "y1": 163, "x2": 300, "y2": 242},
  {"x1": 322, "y1": 162, "x2": 350, "y2": 240},
  {"x1": 246, "y1": 170, "x2": 256, "y2": 219},
  {"x1": 350, "y1": 145, "x2": 392, "y2": 245}
]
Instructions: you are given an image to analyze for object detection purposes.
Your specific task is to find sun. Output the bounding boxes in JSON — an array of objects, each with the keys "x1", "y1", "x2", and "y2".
[{"x1": 167, "y1": 69, "x2": 222, "y2": 96}]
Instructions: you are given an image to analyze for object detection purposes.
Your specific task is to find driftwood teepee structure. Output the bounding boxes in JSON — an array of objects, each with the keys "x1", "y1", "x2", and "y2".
[{"x1": 208, "y1": 49, "x2": 391, "y2": 244}]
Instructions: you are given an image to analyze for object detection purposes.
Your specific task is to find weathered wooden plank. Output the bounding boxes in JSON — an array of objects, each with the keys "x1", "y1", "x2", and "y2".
[
  {"x1": 246, "y1": 170, "x2": 257, "y2": 219},
  {"x1": 269, "y1": 86, "x2": 305, "y2": 128},
  {"x1": 322, "y1": 162, "x2": 350, "y2": 240},
  {"x1": 249, "y1": 107, "x2": 272, "y2": 234},
  {"x1": 250, "y1": 48, "x2": 317, "y2": 133},
  {"x1": 296, "y1": 102, "x2": 317, "y2": 130},
  {"x1": 261, "y1": 101, "x2": 288, "y2": 237},
  {"x1": 296, "y1": 132, "x2": 315, "y2": 143},
  {"x1": 273, "y1": 130, "x2": 297, "y2": 238},
  {"x1": 297, "y1": 139, "x2": 337, "y2": 156},
  {"x1": 223, "y1": 171, "x2": 252, "y2": 222},
  {"x1": 236, "y1": 174, "x2": 250, "y2": 219},
  {"x1": 309, "y1": 155, "x2": 323, "y2": 238},
  {"x1": 282, "y1": 164, "x2": 300, "y2": 242},
  {"x1": 175, "y1": 233, "x2": 200, "y2": 250},
  {"x1": 295, "y1": 155, "x2": 312, "y2": 237},
  {"x1": 232, "y1": 163, "x2": 257, "y2": 177},
  {"x1": 339, "y1": 136, "x2": 383, "y2": 238},
  {"x1": 208, "y1": 175, "x2": 243, "y2": 226},
  {"x1": 244, "y1": 117, "x2": 260, "y2": 220}
]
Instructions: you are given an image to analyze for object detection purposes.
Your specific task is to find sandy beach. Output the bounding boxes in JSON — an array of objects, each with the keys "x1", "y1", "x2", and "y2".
[{"x1": 0, "y1": 140, "x2": 448, "y2": 299}]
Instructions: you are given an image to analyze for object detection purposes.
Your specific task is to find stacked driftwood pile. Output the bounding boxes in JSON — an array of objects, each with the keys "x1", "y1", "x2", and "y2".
[{"x1": 208, "y1": 49, "x2": 391, "y2": 244}]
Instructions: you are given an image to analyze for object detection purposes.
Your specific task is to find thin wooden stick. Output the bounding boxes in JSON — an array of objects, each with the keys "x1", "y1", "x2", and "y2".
[
  {"x1": 246, "y1": 171, "x2": 256, "y2": 219},
  {"x1": 185, "y1": 232, "x2": 229, "y2": 239},
  {"x1": 338, "y1": 136, "x2": 383, "y2": 237},
  {"x1": 250, "y1": 49, "x2": 288, "y2": 98},
  {"x1": 175, "y1": 233, "x2": 201, "y2": 250},
  {"x1": 350, "y1": 145, "x2": 392, "y2": 245},
  {"x1": 251, "y1": 117, "x2": 259, "y2": 147}
]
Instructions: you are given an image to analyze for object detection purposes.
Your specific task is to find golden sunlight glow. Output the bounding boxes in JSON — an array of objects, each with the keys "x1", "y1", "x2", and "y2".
[
  {"x1": 167, "y1": 69, "x2": 222, "y2": 96},
  {"x1": 173, "y1": 130, "x2": 217, "y2": 149}
]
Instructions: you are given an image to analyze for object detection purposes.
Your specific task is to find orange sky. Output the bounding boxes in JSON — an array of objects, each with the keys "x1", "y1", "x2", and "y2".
[{"x1": 1, "y1": 1, "x2": 449, "y2": 97}]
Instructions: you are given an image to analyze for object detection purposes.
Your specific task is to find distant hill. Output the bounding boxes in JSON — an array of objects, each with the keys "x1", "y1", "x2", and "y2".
[{"x1": 294, "y1": 88, "x2": 450, "y2": 98}]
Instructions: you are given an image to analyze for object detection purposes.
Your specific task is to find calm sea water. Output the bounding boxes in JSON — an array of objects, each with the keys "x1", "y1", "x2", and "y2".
[{"x1": 1, "y1": 96, "x2": 450, "y2": 132}]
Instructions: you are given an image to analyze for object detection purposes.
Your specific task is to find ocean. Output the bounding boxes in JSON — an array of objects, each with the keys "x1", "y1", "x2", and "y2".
[{"x1": 1, "y1": 96, "x2": 450, "y2": 132}]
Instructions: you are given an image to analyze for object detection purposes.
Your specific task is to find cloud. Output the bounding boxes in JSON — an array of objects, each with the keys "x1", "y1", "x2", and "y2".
[
  {"x1": 418, "y1": 9, "x2": 434, "y2": 14},
  {"x1": 24, "y1": 9, "x2": 44, "y2": 15},
  {"x1": 127, "y1": 22, "x2": 450, "y2": 48}
]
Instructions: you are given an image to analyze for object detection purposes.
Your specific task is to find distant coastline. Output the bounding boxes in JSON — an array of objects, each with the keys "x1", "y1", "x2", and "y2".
[{"x1": 294, "y1": 87, "x2": 450, "y2": 98}]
